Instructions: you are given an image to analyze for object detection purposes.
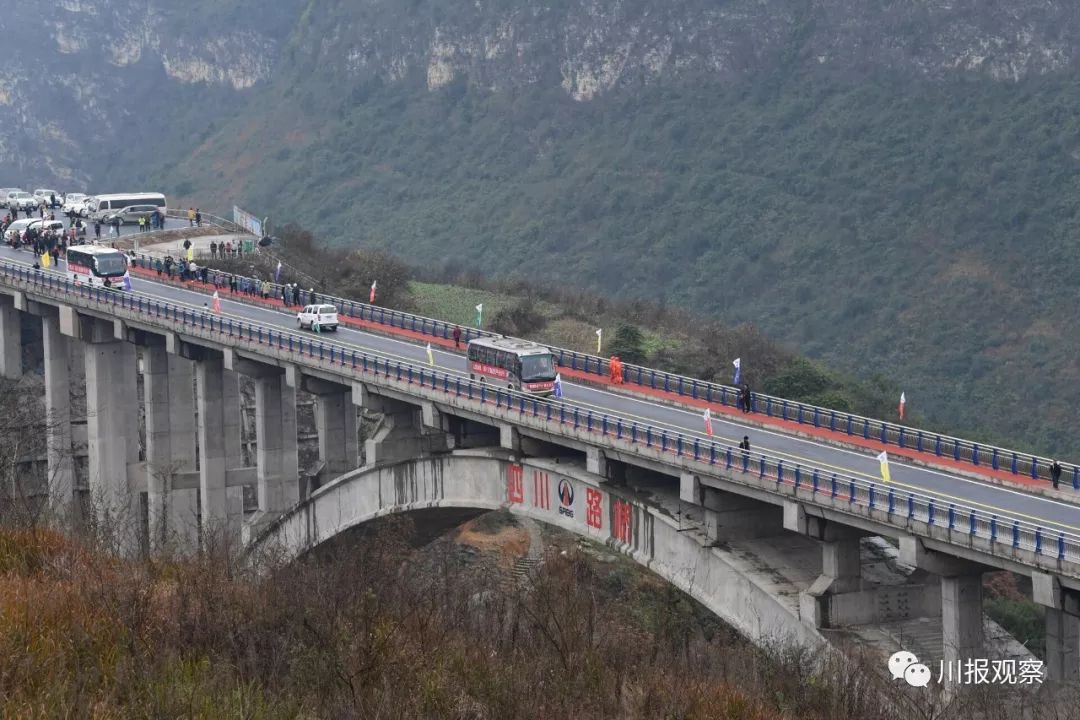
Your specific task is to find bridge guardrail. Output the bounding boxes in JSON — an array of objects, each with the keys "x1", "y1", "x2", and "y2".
[
  {"x1": 119, "y1": 250, "x2": 1073, "y2": 490},
  {"x1": 5, "y1": 259, "x2": 1080, "y2": 572},
  {"x1": 164, "y1": 209, "x2": 246, "y2": 235}
]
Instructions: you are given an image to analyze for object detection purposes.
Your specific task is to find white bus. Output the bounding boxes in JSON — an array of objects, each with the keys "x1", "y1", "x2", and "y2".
[
  {"x1": 65, "y1": 245, "x2": 129, "y2": 288},
  {"x1": 467, "y1": 337, "x2": 558, "y2": 395},
  {"x1": 89, "y1": 193, "x2": 167, "y2": 221}
]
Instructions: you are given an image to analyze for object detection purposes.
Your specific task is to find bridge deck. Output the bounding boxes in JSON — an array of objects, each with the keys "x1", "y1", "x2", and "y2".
[{"x1": 7, "y1": 244, "x2": 1080, "y2": 541}]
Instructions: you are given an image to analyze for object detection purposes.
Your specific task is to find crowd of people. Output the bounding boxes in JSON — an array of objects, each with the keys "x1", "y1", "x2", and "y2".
[{"x1": 0, "y1": 211, "x2": 82, "y2": 255}]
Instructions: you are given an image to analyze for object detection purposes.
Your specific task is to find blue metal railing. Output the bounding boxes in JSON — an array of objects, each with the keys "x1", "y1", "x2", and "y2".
[{"x1": 5, "y1": 259, "x2": 1080, "y2": 570}]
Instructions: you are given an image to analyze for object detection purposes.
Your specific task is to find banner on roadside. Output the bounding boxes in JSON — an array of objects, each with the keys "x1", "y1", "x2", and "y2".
[{"x1": 233, "y1": 205, "x2": 263, "y2": 237}]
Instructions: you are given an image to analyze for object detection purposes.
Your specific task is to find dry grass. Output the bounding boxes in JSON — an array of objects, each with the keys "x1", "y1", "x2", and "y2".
[{"x1": 0, "y1": 519, "x2": 1073, "y2": 719}]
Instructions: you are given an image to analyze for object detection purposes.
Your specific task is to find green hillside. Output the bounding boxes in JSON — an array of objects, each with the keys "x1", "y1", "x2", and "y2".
[{"x1": 97, "y1": 7, "x2": 1080, "y2": 458}]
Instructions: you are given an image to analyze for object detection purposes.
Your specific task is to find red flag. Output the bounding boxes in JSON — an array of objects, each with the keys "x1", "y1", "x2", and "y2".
[
  {"x1": 369, "y1": 280, "x2": 377, "y2": 304},
  {"x1": 898, "y1": 392, "x2": 906, "y2": 420},
  {"x1": 212, "y1": 290, "x2": 221, "y2": 314},
  {"x1": 703, "y1": 408, "x2": 713, "y2": 437}
]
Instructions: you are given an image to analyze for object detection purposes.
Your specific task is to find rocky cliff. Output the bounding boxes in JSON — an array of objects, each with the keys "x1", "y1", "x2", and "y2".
[{"x1": 5, "y1": 0, "x2": 1080, "y2": 188}]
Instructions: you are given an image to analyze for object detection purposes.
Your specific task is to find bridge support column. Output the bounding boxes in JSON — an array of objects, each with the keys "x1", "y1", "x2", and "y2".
[
  {"x1": 1045, "y1": 609, "x2": 1079, "y2": 683},
  {"x1": 42, "y1": 313, "x2": 74, "y2": 523},
  {"x1": 222, "y1": 369, "x2": 246, "y2": 530},
  {"x1": 499, "y1": 424, "x2": 521, "y2": 454},
  {"x1": 941, "y1": 574, "x2": 983, "y2": 665},
  {"x1": 289, "y1": 376, "x2": 359, "y2": 481},
  {"x1": 682, "y1": 476, "x2": 783, "y2": 541},
  {"x1": 84, "y1": 335, "x2": 140, "y2": 553},
  {"x1": 1033, "y1": 572, "x2": 1080, "y2": 682},
  {"x1": 353, "y1": 384, "x2": 450, "y2": 465},
  {"x1": 253, "y1": 374, "x2": 300, "y2": 518},
  {"x1": 0, "y1": 295, "x2": 21, "y2": 380},
  {"x1": 900, "y1": 537, "x2": 985, "y2": 667},
  {"x1": 195, "y1": 355, "x2": 229, "y2": 539},
  {"x1": 142, "y1": 343, "x2": 199, "y2": 553},
  {"x1": 821, "y1": 538, "x2": 862, "y2": 593}
]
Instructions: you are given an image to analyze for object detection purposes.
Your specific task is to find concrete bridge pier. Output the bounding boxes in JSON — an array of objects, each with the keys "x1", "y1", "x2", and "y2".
[
  {"x1": 222, "y1": 369, "x2": 246, "y2": 533},
  {"x1": 901, "y1": 537, "x2": 987, "y2": 669},
  {"x1": 680, "y1": 474, "x2": 784, "y2": 543},
  {"x1": 191, "y1": 349, "x2": 230, "y2": 541},
  {"x1": 253, "y1": 373, "x2": 300, "y2": 518},
  {"x1": 141, "y1": 340, "x2": 199, "y2": 553},
  {"x1": 353, "y1": 383, "x2": 451, "y2": 465},
  {"x1": 0, "y1": 294, "x2": 22, "y2": 380},
  {"x1": 41, "y1": 312, "x2": 75, "y2": 522},
  {"x1": 1033, "y1": 572, "x2": 1080, "y2": 682},
  {"x1": 783, "y1": 502, "x2": 875, "y2": 627},
  {"x1": 228, "y1": 354, "x2": 298, "y2": 538},
  {"x1": 80, "y1": 317, "x2": 141, "y2": 553},
  {"x1": 288, "y1": 372, "x2": 358, "y2": 483}
]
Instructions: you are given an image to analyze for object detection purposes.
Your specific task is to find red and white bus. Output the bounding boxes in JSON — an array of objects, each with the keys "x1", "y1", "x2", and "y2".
[
  {"x1": 467, "y1": 337, "x2": 557, "y2": 395},
  {"x1": 65, "y1": 245, "x2": 129, "y2": 288}
]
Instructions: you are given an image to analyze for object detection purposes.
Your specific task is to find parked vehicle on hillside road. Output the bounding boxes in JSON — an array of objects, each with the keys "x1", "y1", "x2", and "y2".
[{"x1": 102, "y1": 204, "x2": 159, "y2": 225}]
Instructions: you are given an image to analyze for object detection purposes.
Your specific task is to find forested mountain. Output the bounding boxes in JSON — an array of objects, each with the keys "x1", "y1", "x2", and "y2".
[{"x1": 6, "y1": 0, "x2": 1080, "y2": 454}]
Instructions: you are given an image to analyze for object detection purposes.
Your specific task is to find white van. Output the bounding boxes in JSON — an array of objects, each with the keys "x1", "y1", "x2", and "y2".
[
  {"x1": 296, "y1": 304, "x2": 339, "y2": 332},
  {"x1": 89, "y1": 193, "x2": 166, "y2": 221}
]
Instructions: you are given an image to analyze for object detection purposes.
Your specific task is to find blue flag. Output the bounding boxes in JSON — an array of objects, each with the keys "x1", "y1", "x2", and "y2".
[
  {"x1": 553, "y1": 373, "x2": 563, "y2": 399},
  {"x1": 733, "y1": 357, "x2": 741, "y2": 385},
  {"x1": 274, "y1": 260, "x2": 282, "y2": 284}
]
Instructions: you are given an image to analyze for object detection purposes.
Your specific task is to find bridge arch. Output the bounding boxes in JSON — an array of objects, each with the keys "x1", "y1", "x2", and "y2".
[{"x1": 250, "y1": 448, "x2": 825, "y2": 650}]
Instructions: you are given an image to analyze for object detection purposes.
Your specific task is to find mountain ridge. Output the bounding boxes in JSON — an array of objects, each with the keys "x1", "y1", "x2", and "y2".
[{"x1": 3, "y1": 0, "x2": 1079, "y2": 455}]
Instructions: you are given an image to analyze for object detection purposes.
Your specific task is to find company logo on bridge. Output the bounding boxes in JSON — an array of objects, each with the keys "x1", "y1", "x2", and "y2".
[{"x1": 558, "y1": 479, "x2": 575, "y2": 518}]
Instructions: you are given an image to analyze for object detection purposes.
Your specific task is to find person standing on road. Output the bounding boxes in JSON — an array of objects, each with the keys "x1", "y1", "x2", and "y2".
[
  {"x1": 452, "y1": 325, "x2": 462, "y2": 349},
  {"x1": 195, "y1": 208, "x2": 202, "y2": 227},
  {"x1": 292, "y1": 283, "x2": 300, "y2": 306},
  {"x1": 1051, "y1": 460, "x2": 1063, "y2": 490},
  {"x1": 740, "y1": 384, "x2": 752, "y2": 413},
  {"x1": 187, "y1": 207, "x2": 195, "y2": 226},
  {"x1": 210, "y1": 241, "x2": 217, "y2": 259}
]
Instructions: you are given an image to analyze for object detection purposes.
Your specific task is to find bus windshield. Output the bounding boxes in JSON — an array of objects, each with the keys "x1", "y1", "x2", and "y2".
[
  {"x1": 93, "y1": 254, "x2": 128, "y2": 276},
  {"x1": 520, "y1": 354, "x2": 556, "y2": 382}
]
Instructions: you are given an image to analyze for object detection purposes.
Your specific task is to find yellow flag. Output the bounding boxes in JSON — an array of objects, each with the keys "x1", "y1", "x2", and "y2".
[
  {"x1": 41, "y1": 252, "x2": 49, "y2": 268},
  {"x1": 186, "y1": 246, "x2": 194, "y2": 261},
  {"x1": 876, "y1": 451, "x2": 891, "y2": 484},
  {"x1": 426, "y1": 343, "x2": 434, "y2": 366}
]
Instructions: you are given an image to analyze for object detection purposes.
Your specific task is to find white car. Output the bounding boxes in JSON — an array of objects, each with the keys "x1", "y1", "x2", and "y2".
[
  {"x1": 0, "y1": 188, "x2": 21, "y2": 208},
  {"x1": 27, "y1": 219, "x2": 65, "y2": 236},
  {"x1": 4, "y1": 218, "x2": 34, "y2": 242},
  {"x1": 296, "y1": 304, "x2": 339, "y2": 332},
  {"x1": 33, "y1": 189, "x2": 60, "y2": 208},
  {"x1": 61, "y1": 193, "x2": 88, "y2": 215},
  {"x1": 8, "y1": 191, "x2": 36, "y2": 212}
]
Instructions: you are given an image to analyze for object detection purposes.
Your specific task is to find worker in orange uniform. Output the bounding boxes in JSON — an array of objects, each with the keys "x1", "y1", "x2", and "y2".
[{"x1": 609, "y1": 356, "x2": 624, "y2": 384}]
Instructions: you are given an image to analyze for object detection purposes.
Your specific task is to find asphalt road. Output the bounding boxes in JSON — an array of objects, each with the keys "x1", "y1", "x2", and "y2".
[{"x1": 7, "y1": 243, "x2": 1080, "y2": 535}]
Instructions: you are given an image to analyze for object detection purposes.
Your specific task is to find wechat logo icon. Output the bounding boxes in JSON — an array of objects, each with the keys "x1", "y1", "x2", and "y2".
[{"x1": 888, "y1": 651, "x2": 932, "y2": 688}]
